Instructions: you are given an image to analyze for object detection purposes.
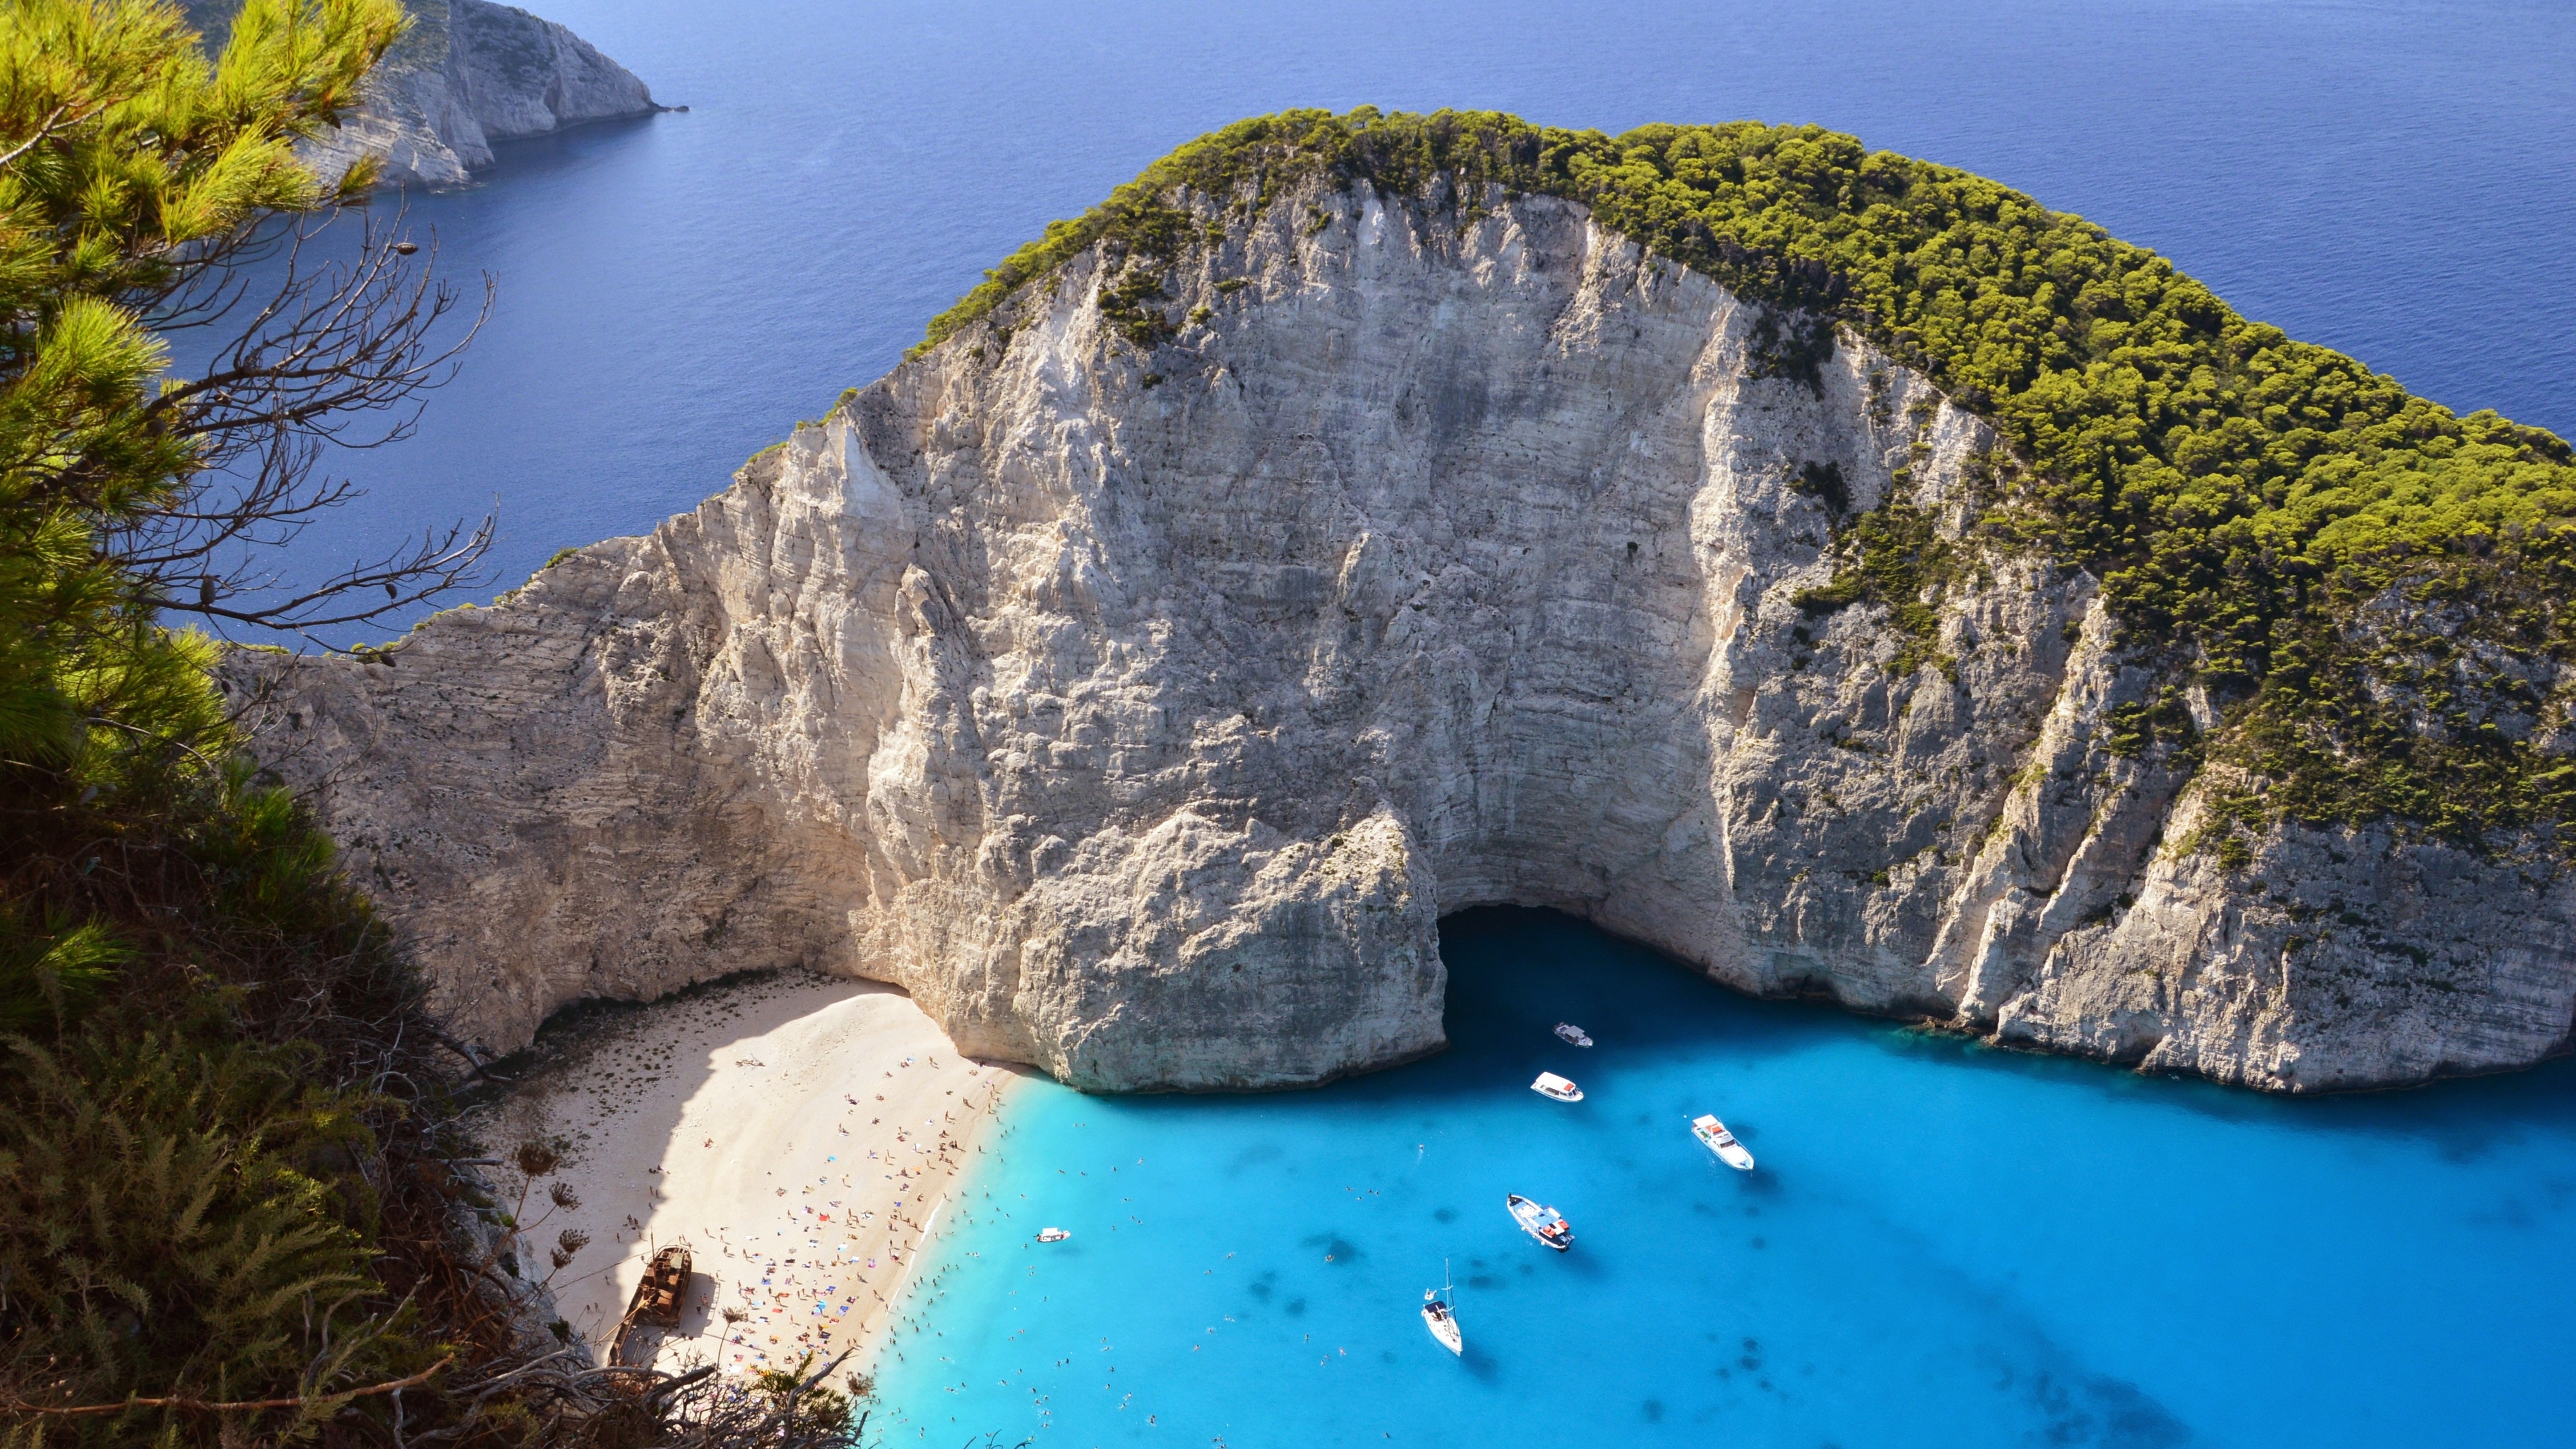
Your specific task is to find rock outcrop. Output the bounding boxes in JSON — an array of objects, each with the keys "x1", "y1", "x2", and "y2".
[
  {"x1": 191, "y1": 0, "x2": 658, "y2": 188},
  {"x1": 228, "y1": 178, "x2": 2576, "y2": 1092}
]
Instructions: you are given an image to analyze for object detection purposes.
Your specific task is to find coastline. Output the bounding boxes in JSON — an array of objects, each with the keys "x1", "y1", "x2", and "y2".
[
  {"x1": 839, "y1": 1074, "x2": 1015, "y2": 1379},
  {"x1": 464, "y1": 971, "x2": 1018, "y2": 1390}
]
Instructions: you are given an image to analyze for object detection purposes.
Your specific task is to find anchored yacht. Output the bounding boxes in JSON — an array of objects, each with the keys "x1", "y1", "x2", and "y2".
[
  {"x1": 1420, "y1": 1260, "x2": 1462, "y2": 1355},
  {"x1": 1691, "y1": 1114, "x2": 1756, "y2": 1171},
  {"x1": 1531, "y1": 1072, "x2": 1584, "y2": 1102},
  {"x1": 1506, "y1": 1194, "x2": 1573, "y2": 1251}
]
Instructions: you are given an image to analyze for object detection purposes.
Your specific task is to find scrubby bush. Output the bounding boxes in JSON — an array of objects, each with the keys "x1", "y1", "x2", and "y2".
[{"x1": 0, "y1": 3, "x2": 862, "y2": 1442}]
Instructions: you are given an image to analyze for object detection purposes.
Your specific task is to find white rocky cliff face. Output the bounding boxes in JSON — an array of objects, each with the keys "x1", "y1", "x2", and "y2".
[
  {"x1": 228, "y1": 180, "x2": 2576, "y2": 1092},
  {"x1": 193, "y1": 0, "x2": 659, "y2": 188}
]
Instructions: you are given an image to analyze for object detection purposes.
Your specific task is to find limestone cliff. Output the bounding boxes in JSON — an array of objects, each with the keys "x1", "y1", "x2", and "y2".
[
  {"x1": 228, "y1": 178, "x2": 2576, "y2": 1093},
  {"x1": 191, "y1": 0, "x2": 658, "y2": 188}
]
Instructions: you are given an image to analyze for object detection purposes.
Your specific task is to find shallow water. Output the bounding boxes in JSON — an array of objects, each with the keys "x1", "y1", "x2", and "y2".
[
  {"x1": 874, "y1": 909, "x2": 2576, "y2": 1447},
  {"x1": 224, "y1": 0, "x2": 2575, "y2": 643}
]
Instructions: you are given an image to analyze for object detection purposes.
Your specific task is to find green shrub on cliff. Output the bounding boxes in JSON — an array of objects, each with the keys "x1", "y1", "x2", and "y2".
[
  {"x1": 921, "y1": 107, "x2": 2576, "y2": 855},
  {"x1": 4, "y1": 6, "x2": 875, "y2": 1440},
  {"x1": 0, "y1": 3, "x2": 458, "y2": 1438}
]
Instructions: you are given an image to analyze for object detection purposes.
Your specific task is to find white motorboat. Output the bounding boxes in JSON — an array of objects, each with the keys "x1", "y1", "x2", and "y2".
[
  {"x1": 1035, "y1": 1227, "x2": 1071, "y2": 1243},
  {"x1": 1553, "y1": 1022, "x2": 1593, "y2": 1047},
  {"x1": 1420, "y1": 1260, "x2": 1462, "y2": 1355},
  {"x1": 1505, "y1": 1193, "x2": 1573, "y2": 1251},
  {"x1": 1531, "y1": 1071, "x2": 1584, "y2": 1102},
  {"x1": 1691, "y1": 1114, "x2": 1756, "y2": 1171}
]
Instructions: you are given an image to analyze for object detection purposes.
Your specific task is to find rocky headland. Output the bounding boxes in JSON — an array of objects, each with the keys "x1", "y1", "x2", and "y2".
[
  {"x1": 230, "y1": 115, "x2": 2576, "y2": 1096},
  {"x1": 191, "y1": 0, "x2": 658, "y2": 187}
]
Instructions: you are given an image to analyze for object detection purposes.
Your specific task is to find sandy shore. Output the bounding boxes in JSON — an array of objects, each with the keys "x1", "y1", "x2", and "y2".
[{"x1": 466, "y1": 970, "x2": 1012, "y2": 1387}]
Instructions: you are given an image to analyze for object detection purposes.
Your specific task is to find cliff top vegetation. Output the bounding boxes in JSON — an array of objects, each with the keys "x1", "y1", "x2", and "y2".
[{"x1": 917, "y1": 107, "x2": 2576, "y2": 858}]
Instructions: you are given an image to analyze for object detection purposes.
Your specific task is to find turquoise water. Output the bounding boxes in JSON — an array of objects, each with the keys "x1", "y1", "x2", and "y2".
[{"x1": 875, "y1": 910, "x2": 2576, "y2": 1447}]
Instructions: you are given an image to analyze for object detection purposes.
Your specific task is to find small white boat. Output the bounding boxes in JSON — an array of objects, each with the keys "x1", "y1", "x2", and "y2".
[
  {"x1": 1553, "y1": 1022, "x2": 1593, "y2": 1047},
  {"x1": 1531, "y1": 1071, "x2": 1584, "y2": 1102},
  {"x1": 1691, "y1": 1114, "x2": 1756, "y2": 1171},
  {"x1": 1505, "y1": 1193, "x2": 1573, "y2": 1251},
  {"x1": 1420, "y1": 1260, "x2": 1462, "y2": 1356},
  {"x1": 1422, "y1": 1295, "x2": 1461, "y2": 1354},
  {"x1": 1035, "y1": 1227, "x2": 1071, "y2": 1243}
]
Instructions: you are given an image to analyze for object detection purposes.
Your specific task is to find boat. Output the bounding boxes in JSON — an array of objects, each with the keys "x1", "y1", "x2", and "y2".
[
  {"x1": 626, "y1": 1246, "x2": 691, "y2": 1327},
  {"x1": 1691, "y1": 1113, "x2": 1756, "y2": 1171},
  {"x1": 609, "y1": 1244, "x2": 693, "y2": 1366},
  {"x1": 1036, "y1": 1227, "x2": 1071, "y2": 1243},
  {"x1": 1530, "y1": 1071, "x2": 1583, "y2": 1102},
  {"x1": 1553, "y1": 1022, "x2": 1593, "y2": 1047},
  {"x1": 1420, "y1": 1259, "x2": 1462, "y2": 1355},
  {"x1": 1505, "y1": 1193, "x2": 1573, "y2": 1251}
]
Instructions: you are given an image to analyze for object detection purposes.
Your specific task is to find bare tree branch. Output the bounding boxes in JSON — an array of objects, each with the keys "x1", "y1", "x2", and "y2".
[
  {"x1": 0, "y1": 101, "x2": 76, "y2": 172},
  {"x1": 3, "y1": 1355, "x2": 454, "y2": 1418},
  {"x1": 100, "y1": 208, "x2": 500, "y2": 644}
]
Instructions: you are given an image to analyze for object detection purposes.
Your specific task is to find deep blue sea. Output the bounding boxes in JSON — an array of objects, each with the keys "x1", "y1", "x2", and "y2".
[
  {"x1": 233, "y1": 2, "x2": 2576, "y2": 1442},
  {"x1": 265, "y1": 0, "x2": 2574, "y2": 635},
  {"x1": 875, "y1": 911, "x2": 2576, "y2": 1448}
]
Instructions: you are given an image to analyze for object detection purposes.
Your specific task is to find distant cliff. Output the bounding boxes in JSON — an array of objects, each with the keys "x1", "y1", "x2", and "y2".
[
  {"x1": 230, "y1": 113, "x2": 2576, "y2": 1096},
  {"x1": 191, "y1": 0, "x2": 658, "y2": 187}
]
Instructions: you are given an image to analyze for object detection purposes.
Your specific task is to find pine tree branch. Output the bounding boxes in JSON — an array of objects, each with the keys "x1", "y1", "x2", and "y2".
[{"x1": 2, "y1": 1354, "x2": 454, "y2": 1418}]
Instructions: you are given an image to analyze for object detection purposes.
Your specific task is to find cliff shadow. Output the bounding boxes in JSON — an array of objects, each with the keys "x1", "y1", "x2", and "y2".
[
  {"x1": 474, "y1": 112, "x2": 667, "y2": 188},
  {"x1": 1936, "y1": 1027, "x2": 2576, "y2": 1163},
  {"x1": 1404, "y1": 907, "x2": 2576, "y2": 1167},
  {"x1": 464, "y1": 968, "x2": 938, "y2": 1360},
  {"x1": 1330, "y1": 906, "x2": 1858, "y2": 1112}
]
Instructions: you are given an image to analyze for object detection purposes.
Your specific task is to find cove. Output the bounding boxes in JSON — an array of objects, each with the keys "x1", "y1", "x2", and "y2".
[{"x1": 875, "y1": 909, "x2": 2576, "y2": 1447}]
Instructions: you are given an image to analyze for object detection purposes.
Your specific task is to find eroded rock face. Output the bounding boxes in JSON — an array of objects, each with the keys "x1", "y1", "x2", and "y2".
[
  {"x1": 228, "y1": 181, "x2": 2576, "y2": 1091},
  {"x1": 281, "y1": 0, "x2": 658, "y2": 188}
]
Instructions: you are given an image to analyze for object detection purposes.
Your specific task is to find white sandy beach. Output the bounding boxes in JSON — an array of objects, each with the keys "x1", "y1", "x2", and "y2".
[{"x1": 466, "y1": 971, "x2": 1012, "y2": 1388}]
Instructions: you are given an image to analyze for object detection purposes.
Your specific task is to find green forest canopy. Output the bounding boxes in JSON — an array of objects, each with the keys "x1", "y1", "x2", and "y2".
[{"x1": 918, "y1": 107, "x2": 2576, "y2": 856}]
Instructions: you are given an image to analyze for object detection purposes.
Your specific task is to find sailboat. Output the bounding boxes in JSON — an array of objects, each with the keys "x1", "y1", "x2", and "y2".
[
  {"x1": 1420, "y1": 1259, "x2": 1462, "y2": 1355},
  {"x1": 1691, "y1": 1113, "x2": 1756, "y2": 1171}
]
